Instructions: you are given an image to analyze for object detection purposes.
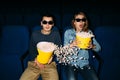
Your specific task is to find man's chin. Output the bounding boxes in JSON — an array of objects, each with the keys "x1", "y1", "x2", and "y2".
[{"x1": 45, "y1": 29, "x2": 51, "y2": 32}]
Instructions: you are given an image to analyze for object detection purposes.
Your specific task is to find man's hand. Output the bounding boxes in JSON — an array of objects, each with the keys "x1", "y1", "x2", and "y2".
[
  {"x1": 48, "y1": 56, "x2": 53, "y2": 64},
  {"x1": 34, "y1": 59, "x2": 45, "y2": 69}
]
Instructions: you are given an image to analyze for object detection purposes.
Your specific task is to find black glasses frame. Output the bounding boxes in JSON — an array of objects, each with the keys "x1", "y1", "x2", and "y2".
[
  {"x1": 74, "y1": 18, "x2": 86, "y2": 22},
  {"x1": 42, "y1": 20, "x2": 54, "y2": 25}
]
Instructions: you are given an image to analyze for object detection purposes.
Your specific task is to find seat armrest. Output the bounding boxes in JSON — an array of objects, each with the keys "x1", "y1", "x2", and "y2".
[
  {"x1": 20, "y1": 50, "x2": 29, "y2": 72},
  {"x1": 92, "y1": 50, "x2": 104, "y2": 76}
]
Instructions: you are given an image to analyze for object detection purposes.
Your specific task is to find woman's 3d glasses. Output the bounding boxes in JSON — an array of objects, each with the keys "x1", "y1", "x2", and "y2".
[{"x1": 74, "y1": 18, "x2": 86, "y2": 22}]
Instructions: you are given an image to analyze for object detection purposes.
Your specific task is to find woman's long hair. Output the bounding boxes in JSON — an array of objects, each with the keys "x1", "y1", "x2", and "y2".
[{"x1": 71, "y1": 12, "x2": 89, "y2": 32}]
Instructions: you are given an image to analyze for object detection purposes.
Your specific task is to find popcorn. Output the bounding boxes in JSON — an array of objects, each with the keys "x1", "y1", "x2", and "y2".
[
  {"x1": 54, "y1": 31, "x2": 95, "y2": 67},
  {"x1": 76, "y1": 31, "x2": 94, "y2": 49},
  {"x1": 76, "y1": 31, "x2": 94, "y2": 38},
  {"x1": 37, "y1": 41, "x2": 57, "y2": 52},
  {"x1": 54, "y1": 45, "x2": 79, "y2": 65}
]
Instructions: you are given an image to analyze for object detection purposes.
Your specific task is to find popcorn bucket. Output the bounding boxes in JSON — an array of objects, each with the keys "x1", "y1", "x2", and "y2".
[
  {"x1": 76, "y1": 32, "x2": 94, "y2": 49},
  {"x1": 36, "y1": 42, "x2": 56, "y2": 64},
  {"x1": 76, "y1": 35, "x2": 91, "y2": 49}
]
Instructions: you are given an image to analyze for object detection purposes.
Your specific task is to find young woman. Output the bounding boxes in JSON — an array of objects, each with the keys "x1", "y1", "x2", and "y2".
[{"x1": 63, "y1": 12, "x2": 101, "y2": 80}]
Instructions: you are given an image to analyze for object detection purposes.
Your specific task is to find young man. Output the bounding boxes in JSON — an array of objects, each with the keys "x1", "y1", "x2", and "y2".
[{"x1": 20, "y1": 13, "x2": 61, "y2": 80}]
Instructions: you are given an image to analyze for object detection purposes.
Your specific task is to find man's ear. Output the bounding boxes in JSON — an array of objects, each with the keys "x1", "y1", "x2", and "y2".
[{"x1": 40, "y1": 21, "x2": 42, "y2": 26}]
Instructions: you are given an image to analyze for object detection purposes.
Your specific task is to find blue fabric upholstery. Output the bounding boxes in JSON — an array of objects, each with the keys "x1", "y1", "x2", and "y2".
[
  {"x1": 0, "y1": 25, "x2": 30, "y2": 80},
  {"x1": 94, "y1": 26, "x2": 120, "y2": 80}
]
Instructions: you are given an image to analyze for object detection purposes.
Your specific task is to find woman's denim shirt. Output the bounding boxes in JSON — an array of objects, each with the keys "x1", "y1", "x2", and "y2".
[{"x1": 64, "y1": 28, "x2": 101, "y2": 68}]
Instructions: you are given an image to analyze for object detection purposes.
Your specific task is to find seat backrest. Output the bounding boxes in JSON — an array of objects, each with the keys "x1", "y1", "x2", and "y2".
[
  {"x1": 0, "y1": 25, "x2": 30, "y2": 56},
  {"x1": 94, "y1": 26, "x2": 120, "y2": 80},
  {"x1": 94, "y1": 26, "x2": 120, "y2": 55}
]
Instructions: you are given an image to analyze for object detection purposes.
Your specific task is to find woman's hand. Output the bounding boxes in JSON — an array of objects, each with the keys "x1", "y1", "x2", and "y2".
[
  {"x1": 88, "y1": 41, "x2": 96, "y2": 49},
  {"x1": 69, "y1": 39, "x2": 77, "y2": 47},
  {"x1": 69, "y1": 39, "x2": 81, "y2": 48}
]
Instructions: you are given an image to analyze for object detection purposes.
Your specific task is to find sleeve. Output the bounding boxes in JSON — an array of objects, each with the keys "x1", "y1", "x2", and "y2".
[
  {"x1": 88, "y1": 29, "x2": 101, "y2": 52},
  {"x1": 63, "y1": 30, "x2": 70, "y2": 46},
  {"x1": 29, "y1": 32, "x2": 38, "y2": 60},
  {"x1": 55, "y1": 31, "x2": 62, "y2": 47},
  {"x1": 91, "y1": 31, "x2": 101, "y2": 52},
  {"x1": 53, "y1": 31, "x2": 62, "y2": 63}
]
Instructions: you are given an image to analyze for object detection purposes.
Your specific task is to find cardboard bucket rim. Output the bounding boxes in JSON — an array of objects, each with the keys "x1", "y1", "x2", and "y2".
[{"x1": 37, "y1": 41, "x2": 56, "y2": 52}]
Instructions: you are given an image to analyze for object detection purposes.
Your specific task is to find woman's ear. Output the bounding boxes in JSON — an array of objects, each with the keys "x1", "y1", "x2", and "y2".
[{"x1": 52, "y1": 23, "x2": 54, "y2": 26}]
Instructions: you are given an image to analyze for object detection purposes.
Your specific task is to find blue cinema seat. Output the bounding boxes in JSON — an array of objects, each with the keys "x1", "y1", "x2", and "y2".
[
  {"x1": 94, "y1": 26, "x2": 120, "y2": 80},
  {"x1": 0, "y1": 25, "x2": 30, "y2": 80}
]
